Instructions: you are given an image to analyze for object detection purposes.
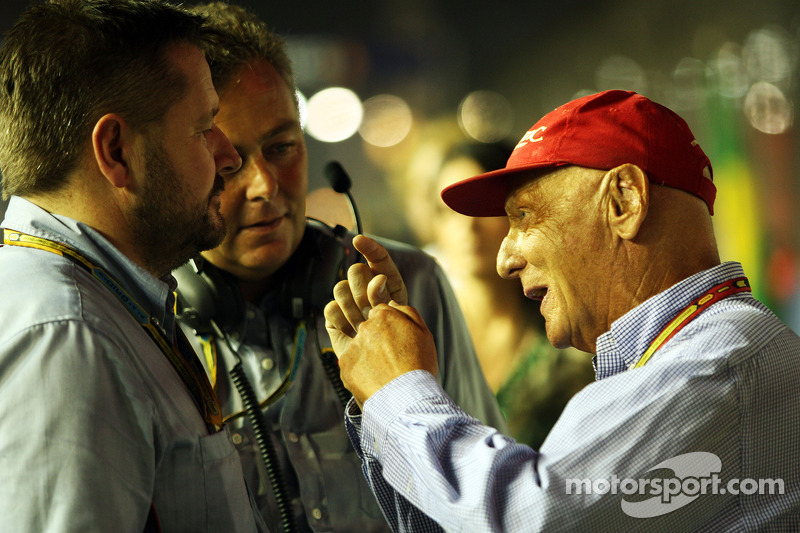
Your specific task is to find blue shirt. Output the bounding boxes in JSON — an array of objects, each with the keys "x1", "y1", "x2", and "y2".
[
  {"x1": 0, "y1": 197, "x2": 264, "y2": 532},
  {"x1": 345, "y1": 262, "x2": 800, "y2": 531}
]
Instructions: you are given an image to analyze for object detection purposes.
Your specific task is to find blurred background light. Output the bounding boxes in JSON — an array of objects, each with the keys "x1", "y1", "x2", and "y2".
[
  {"x1": 595, "y1": 55, "x2": 648, "y2": 94},
  {"x1": 457, "y1": 90, "x2": 514, "y2": 143},
  {"x1": 304, "y1": 87, "x2": 363, "y2": 143},
  {"x1": 359, "y1": 94, "x2": 414, "y2": 148},
  {"x1": 742, "y1": 26, "x2": 794, "y2": 88},
  {"x1": 744, "y1": 81, "x2": 794, "y2": 134},
  {"x1": 711, "y1": 43, "x2": 750, "y2": 99},
  {"x1": 671, "y1": 57, "x2": 709, "y2": 111}
]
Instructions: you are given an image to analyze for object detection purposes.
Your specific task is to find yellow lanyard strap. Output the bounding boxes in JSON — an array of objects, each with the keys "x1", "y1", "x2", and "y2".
[
  {"x1": 2, "y1": 229, "x2": 223, "y2": 431},
  {"x1": 634, "y1": 276, "x2": 751, "y2": 369},
  {"x1": 199, "y1": 322, "x2": 306, "y2": 424}
]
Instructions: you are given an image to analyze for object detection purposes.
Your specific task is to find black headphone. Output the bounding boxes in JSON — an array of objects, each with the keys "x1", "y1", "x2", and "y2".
[{"x1": 173, "y1": 218, "x2": 351, "y2": 335}]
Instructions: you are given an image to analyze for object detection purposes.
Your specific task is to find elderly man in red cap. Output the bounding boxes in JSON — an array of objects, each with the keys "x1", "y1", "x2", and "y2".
[{"x1": 324, "y1": 90, "x2": 800, "y2": 531}]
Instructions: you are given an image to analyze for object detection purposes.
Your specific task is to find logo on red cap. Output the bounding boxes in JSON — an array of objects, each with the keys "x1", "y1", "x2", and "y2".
[{"x1": 515, "y1": 126, "x2": 547, "y2": 150}]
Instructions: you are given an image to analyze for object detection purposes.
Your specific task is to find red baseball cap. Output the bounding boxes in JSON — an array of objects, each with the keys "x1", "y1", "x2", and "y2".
[{"x1": 441, "y1": 90, "x2": 715, "y2": 216}]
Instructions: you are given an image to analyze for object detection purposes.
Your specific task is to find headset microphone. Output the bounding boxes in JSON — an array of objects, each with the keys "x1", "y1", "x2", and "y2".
[{"x1": 324, "y1": 160, "x2": 363, "y2": 235}]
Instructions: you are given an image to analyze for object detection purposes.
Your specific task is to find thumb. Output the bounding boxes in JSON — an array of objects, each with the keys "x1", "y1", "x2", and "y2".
[
  {"x1": 366, "y1": 274, "x2": 389, "y2": 308},
  {"x1": 373, "y1": 300, "x2": 426, "y2": 328}
]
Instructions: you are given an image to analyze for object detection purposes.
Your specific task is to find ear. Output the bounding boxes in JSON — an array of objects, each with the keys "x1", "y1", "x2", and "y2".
[
  {"x1": 91, "y1": 113, "x2": 133, "y2": 189},
  {"x1": 605, "y1": 163, "x2": 648, "y2": 241}
]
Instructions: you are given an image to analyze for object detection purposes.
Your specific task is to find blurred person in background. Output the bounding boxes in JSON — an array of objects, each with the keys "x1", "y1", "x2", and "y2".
[
  {"x1": 173, "y1": 3, "x2": 507, "y2": 532},
  {"x1": 430, "y1": 141, "x2": 594, "y2": 448}
]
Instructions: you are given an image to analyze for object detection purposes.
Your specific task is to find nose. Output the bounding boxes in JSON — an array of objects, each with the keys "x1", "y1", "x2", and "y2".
[
  {"x1": 496, "y1": 232, "x2": 525, "y2": 279},
  {"x1": 245, "y1": 155, "x2": 279, "y2": 202},
  {"x1": 213, "y1": 124, "x2": 242, "y2": 176}
]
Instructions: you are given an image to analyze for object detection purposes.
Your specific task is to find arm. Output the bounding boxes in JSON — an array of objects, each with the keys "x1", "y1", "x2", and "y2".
[
  {"x1": 0, "y1": 321, "x2": 154, "y2": 532},
  {"x1": 325, "y1": 252, "x2": 746, "y2": 531}
]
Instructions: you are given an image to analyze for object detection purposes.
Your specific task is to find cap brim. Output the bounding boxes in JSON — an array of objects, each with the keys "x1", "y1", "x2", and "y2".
[
  {"x1": 441, "y1": 162, "x2": 565, "y2": 217},
  {"x1": 440, "y1": 167, "x2": 517, "y2": 217}
]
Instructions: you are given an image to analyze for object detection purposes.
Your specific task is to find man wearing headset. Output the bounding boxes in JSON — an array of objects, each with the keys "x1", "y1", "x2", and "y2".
[{"x1": 173, "y1": 4, "x2": 507, "y2": 532}]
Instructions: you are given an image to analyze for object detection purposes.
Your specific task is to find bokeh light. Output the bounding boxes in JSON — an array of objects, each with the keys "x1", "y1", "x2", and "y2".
[
  {"x1": 595, "y1": 55, "x2": 648, "y2": 94},
  {"x1": 359, "y1": 94, "x2": 414, "y2": 148},
  {"x1": 457, "y1": 90, "x2": 514, "y2": 143},
  {"x1": 671, "y1": 57, "x2": 709, "y2": 111},
  {"x1": 742, "y1": 27, "x2": 794, "y2": 88},
  {"x1": 711, "y1": 43, "x2": 750, "y2": 99},
  {"x1": 744, "y1": 81, "x2": 794, "y2": 134},
  {"x1": 304, "y1": 87, "x2": 363, "y2": 143}
]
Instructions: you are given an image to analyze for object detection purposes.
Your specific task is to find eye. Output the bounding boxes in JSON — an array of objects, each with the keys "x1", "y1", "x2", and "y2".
[
  {"x1": 196, "y1": 127, "x2": 214, "y2": 142},
  {"x1": 508, "y1": 208, "x2": 527, "y2": 221},
  {"x1": 263, "y1": 141, "x2": 296, "y2": 158}
]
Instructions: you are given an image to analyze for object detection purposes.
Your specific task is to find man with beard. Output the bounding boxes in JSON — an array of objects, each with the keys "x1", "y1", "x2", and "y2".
[
  {"x1": 0, "y1": 1, "x2": 264, "y2": 531},
  {"x1": 172, "y1": 3, "x2": 507, "y2": 531}
]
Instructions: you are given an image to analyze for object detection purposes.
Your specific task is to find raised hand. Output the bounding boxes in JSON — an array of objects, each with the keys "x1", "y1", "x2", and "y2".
[{"x1": 323, "y1": 235, "x2": 436, "y2": 407}]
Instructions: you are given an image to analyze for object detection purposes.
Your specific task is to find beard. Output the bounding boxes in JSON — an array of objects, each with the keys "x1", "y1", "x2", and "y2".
[{"x1": 129, "y1": 138, "x2": 226, "y2": 276}]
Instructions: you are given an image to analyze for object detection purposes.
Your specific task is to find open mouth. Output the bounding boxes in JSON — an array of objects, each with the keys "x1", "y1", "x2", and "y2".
[{"x1": 525, "y1": 287, "x2": 548, "y2": 302}]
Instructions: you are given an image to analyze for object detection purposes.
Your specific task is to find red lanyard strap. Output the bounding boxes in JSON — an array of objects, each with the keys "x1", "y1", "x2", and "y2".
[{"x1": 633, "y1": 276, "x2": 751, "y2": 369}]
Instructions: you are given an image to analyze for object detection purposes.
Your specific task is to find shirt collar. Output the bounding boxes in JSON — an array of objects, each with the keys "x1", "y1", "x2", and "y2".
[
  {"x1": 2, "y1": 196, "x2": 177, "y2": 336},
  {"x1": 593, "y1": 261, "x2": 746, "y2": 380}
]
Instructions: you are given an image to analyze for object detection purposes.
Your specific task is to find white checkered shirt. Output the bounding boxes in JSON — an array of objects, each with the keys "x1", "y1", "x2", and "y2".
[{"x1": 345, "y1": 262, "x2": 800, "y2": 532}]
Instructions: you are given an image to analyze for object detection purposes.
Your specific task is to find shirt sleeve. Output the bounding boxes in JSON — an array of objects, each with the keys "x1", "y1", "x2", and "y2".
[
  {"x1": 344, "y1": 396, "x2": 445, "y2": 533},
  {"x1": 348, "y1": 364, "x2": 747, "y2": 532},
  {"x1": 0, "y1": 320, "x2": 155, "y2": 532},
  {"x1": 403, "y1": 255, "x2": 509, "y2": 434}
]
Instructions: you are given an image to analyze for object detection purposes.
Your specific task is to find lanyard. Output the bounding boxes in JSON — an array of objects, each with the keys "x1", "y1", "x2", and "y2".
[
  {"x1": 2, "y1": 229, "x2": 223, "y2": 432},
  {"x1": 198, "y1": 321, "x2": 306, "y2": 424},
  {"x1": 633, "y1": 276, "x2": 751, "y2": 369}
]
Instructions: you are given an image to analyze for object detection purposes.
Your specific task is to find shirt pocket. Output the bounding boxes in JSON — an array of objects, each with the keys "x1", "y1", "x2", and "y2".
[
  {"x1": 306, "y1": 428, "x2": 386, "y2": 526},
  {"x1": 199, "y1": 426, "x2": 259, "y2": 532}
]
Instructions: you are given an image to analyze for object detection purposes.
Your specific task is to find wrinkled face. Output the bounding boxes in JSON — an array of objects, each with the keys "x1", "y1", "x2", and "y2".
[
  {"x1": 496, "y1": 166, "x2": 610, "y2": 352},
  {"x1": 202, "y1": 59, "x2": 308, "y2": 282},
  {"x1": 434, "y1": 156, "x2": 509, "y2": 279},
  {"x1": 130, "y1": 43, "x2": 240, "y2": 275}
]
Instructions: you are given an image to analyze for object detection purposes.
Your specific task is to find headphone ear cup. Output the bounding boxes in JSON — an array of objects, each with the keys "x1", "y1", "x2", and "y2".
[{"x1": 174, "y1": 257, "x2": 246, "y2": 334}]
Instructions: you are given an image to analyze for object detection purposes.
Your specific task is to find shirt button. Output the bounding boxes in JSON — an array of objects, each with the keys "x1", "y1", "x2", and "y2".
[
  {"x1": 288, "y1": 432, "x2": 299, "y2": 443},
  {"x1": 261, "y1": 358, "x2": 275, "y2": 370},
  {"x1": 231, "y1": 432, "x2": 243, "y2": 445},
  {"x1": 311, "y1": 508, "x2": 322, "y2": 520},
  {"x1": 246, "y1": 308, "x2": 256, "y2": 319}
]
